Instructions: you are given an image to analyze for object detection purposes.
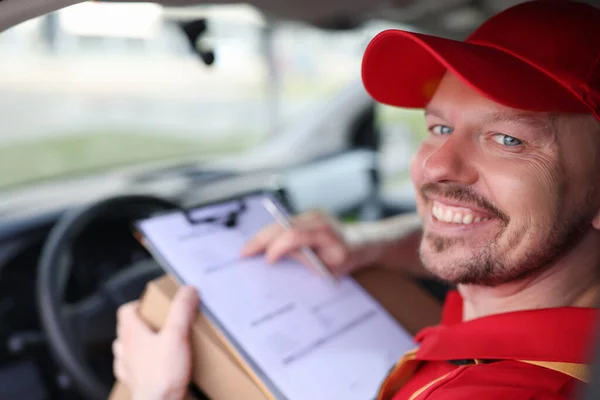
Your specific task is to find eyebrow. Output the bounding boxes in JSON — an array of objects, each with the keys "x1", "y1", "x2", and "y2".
[
  {"x1": 423, "y1": 106, "x2": 444, "y2": 120},
  {"x1": 424, "y1": 106, "x2": 555, "y2": 136},
  {"x1": 481, "y1": 111, "x2": 554, "y2": 132}
]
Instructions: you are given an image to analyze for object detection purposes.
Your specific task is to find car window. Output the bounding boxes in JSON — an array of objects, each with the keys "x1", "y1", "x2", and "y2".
[
  {"x1": 377, "y1": 105, "x2": 426, "y2": 207},
  {"x1": 0, "y1": 2, "x2": 422, "y2": 201}
]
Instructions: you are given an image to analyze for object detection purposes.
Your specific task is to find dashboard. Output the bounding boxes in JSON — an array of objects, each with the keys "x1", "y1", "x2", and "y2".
[{"x1": 0, "y1": 211, "x2": 153, "y2": 399}]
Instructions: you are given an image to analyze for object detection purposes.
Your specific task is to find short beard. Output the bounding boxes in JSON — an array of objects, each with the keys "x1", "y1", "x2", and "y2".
[{"x1": 419, "y1": 185, "x2": 597, "y2": 287}]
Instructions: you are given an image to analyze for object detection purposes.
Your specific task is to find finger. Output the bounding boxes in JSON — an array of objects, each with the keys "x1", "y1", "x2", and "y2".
[
  {"x1": 113, "y1": 358, "x2": 127, "y2": 383},
  {"x1": 240, "y1": 210, "x2": 327, "y2": 258},
  {"x1": 264, "y1": 228, "x2": 330, "y2": 264},
  {"x1": 112, "y1": 339, "x2": 122, "y2": 360},
  {"x1": 116, "y1": 311, "x2": 127, "y2": 339},
  {"x1": 240, "y1": 223, "x2": 283, "y2": 257},
  {"x1": 117, "y1": 300, "x2": 139, "y2": 326},
  {"x1": 293, "y1": 212, "x2": 343, "y2": 239},
  {"x1": 317, "y1": 245, "x2": 349, "y2": 270},
  {"x1": 292, "y1": 210, "x2": 328, "y2": 224},
  {"x1": 117, "y1": 300, "x2": 153, "y2": 338},
  {"x1": 162, "y1": 286, "x2": 199, "y2": 340},
  {"x1": 116, "y1": 301, "x2": 138, "y2": 338}
]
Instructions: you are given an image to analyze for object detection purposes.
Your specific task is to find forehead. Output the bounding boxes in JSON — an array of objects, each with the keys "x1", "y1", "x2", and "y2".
[
  {"x1": 427, "y1": 73, "x2": 538, "y2": 118},
  {"x1": 426, "y1": 73, "x2": 557, "y2": 132}
]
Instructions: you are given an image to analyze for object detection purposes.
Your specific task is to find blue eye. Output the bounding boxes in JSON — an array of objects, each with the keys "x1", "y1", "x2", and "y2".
[
  {"x1": 493, "y1": 134, "x2": 522, "y2": 146},
  {"x1": 430, "y1": 125, "x2": 453, "y2": 135}
]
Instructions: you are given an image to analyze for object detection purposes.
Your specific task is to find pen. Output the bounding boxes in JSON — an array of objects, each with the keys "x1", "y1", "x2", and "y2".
[{"x1": 262, "y1": 197, "x2": 337, "y2": 283}]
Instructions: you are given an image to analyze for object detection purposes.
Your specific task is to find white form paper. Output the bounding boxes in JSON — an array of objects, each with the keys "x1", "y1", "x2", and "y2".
[{"x1": 136, "y1": 193, "x2": 415, "y2": 400}]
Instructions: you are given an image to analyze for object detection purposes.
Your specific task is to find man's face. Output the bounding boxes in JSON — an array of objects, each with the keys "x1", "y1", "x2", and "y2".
[{"x1": 410, "y1": 73, "x2": 600, "y2": 286}]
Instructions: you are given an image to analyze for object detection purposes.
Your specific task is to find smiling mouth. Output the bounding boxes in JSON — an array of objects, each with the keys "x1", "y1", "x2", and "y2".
[{"x1": 431, "y1": 201, "x2": 495, "y2": 225}]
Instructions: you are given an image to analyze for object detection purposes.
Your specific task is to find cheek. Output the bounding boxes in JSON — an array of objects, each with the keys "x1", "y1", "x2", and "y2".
[{"x1": 483, "y1": 158, "x2": 560, "y2": 230}]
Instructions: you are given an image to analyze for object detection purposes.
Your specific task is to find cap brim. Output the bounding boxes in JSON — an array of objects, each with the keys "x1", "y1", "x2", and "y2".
[{"x1": 362, "y1": 30, "x2": 588, "y2": 114}]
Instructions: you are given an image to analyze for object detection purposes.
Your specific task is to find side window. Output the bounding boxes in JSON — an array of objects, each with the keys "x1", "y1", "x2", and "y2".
[{"x1": 375, "y1": 104, "x2": 427, "y2": 214}]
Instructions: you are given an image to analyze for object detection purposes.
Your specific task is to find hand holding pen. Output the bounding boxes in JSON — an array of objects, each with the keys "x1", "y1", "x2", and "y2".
[{"x1": 240, "y1": 200, "x2": 363, "y2": 282}]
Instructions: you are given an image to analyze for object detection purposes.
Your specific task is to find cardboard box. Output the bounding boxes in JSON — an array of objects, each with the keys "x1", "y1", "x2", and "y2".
[{"x1": 109, "y1": 268, "x2": 442, "y2": 400}]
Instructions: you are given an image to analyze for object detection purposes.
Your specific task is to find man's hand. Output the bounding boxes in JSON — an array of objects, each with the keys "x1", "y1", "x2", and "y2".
[
  {"x1": 240, "y1": 210, "x2": 380, "y2": 277},
  {"x1": 113, "y1": 286, "x2": 199, "y2": 400},
  {"x1": 241, "y1": 210, "x2": 427, "y2": 278}
]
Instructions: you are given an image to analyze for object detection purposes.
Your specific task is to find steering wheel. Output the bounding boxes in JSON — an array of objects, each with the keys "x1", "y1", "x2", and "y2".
[{"x1": 36, "y1": 194, "x2": 179, "y2": 400}]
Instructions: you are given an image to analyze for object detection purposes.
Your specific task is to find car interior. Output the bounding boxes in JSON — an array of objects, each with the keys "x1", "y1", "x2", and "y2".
[{"x1": 0, "y1": 0, "x2": 599, "y2": 399}]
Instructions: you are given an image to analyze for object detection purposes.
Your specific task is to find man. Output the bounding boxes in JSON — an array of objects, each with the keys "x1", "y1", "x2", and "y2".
[{"x1": 112, "y1": 1, "x2": 600, "y2": 399}]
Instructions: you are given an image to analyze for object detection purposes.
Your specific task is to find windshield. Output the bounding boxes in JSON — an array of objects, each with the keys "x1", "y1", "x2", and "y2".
[{"x1": 0, "y1": 2, "x2": 424, "y2": 196}]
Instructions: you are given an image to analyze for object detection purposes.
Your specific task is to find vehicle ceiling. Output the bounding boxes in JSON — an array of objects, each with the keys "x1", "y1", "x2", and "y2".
[{"x1": 3, "y1": 0, "x2": 598, "y2": 40}]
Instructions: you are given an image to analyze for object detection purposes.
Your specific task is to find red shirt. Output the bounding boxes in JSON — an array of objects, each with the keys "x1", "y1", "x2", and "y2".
[{"x1": 382, "y1": 291, "x2": 597, "y2": 400}]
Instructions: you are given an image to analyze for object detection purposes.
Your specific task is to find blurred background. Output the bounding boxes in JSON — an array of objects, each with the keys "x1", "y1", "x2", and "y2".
[
  {"x1": 0, "y1": 1, "x2": 425, "y2": 206},
  {"x1": 4, "y1": 2, "x2": 600, "y2": 400}
]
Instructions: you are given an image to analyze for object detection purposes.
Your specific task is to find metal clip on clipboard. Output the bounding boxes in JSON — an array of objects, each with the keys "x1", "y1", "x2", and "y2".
[{"x1": 181, "y1": 199, "x2": 247, "y2": 228}]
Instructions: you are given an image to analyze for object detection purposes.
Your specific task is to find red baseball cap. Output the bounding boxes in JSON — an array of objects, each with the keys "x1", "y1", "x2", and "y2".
[{"x1": 361, "y1": 0, "x2": 600, "y2": 120}]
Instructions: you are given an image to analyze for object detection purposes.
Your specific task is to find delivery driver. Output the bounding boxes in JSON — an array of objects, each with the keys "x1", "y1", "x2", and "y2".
[{"x1": 112, "y1": 1, "x2": 600, "y2": 399}]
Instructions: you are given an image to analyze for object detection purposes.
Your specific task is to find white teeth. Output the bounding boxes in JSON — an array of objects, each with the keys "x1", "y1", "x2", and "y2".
[
  {"x1": 443, "y1": 209, "x2": 453, "y2": 223},
  {"x1": 432, "y1": 204, "x2": 489, "y2": 225}
]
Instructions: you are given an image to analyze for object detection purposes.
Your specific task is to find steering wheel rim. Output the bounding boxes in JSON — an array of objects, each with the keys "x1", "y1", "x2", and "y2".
[{"x1": 37, "y1": 194, "x2": 178, "y2": 400}]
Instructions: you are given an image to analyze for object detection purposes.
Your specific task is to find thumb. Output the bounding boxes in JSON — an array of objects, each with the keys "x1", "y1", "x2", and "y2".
[{"x1": 162, "y1": 286, "x2": 200, "y2": 340}]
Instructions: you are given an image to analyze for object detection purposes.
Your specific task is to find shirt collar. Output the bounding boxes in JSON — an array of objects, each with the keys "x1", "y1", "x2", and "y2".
[{"x1": 414, "y1": 290, "x2": 599, "y2": 364}]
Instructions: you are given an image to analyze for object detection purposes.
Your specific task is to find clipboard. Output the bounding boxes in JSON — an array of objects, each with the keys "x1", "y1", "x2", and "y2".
[
  {"x1": 131, "y1": 190, "x2": 416, "y2": 400},
  {"x1": 132, "y1": 191, "x2": 291, "y2": 399},
  {"x1": 131, "y1": 190, "x2": 309, "y2": 399}
]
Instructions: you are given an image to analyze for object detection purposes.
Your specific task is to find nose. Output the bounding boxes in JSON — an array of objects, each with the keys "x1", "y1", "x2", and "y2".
[{"x1": 421, "y1": 134, "x2": 478, "y2": 185}]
